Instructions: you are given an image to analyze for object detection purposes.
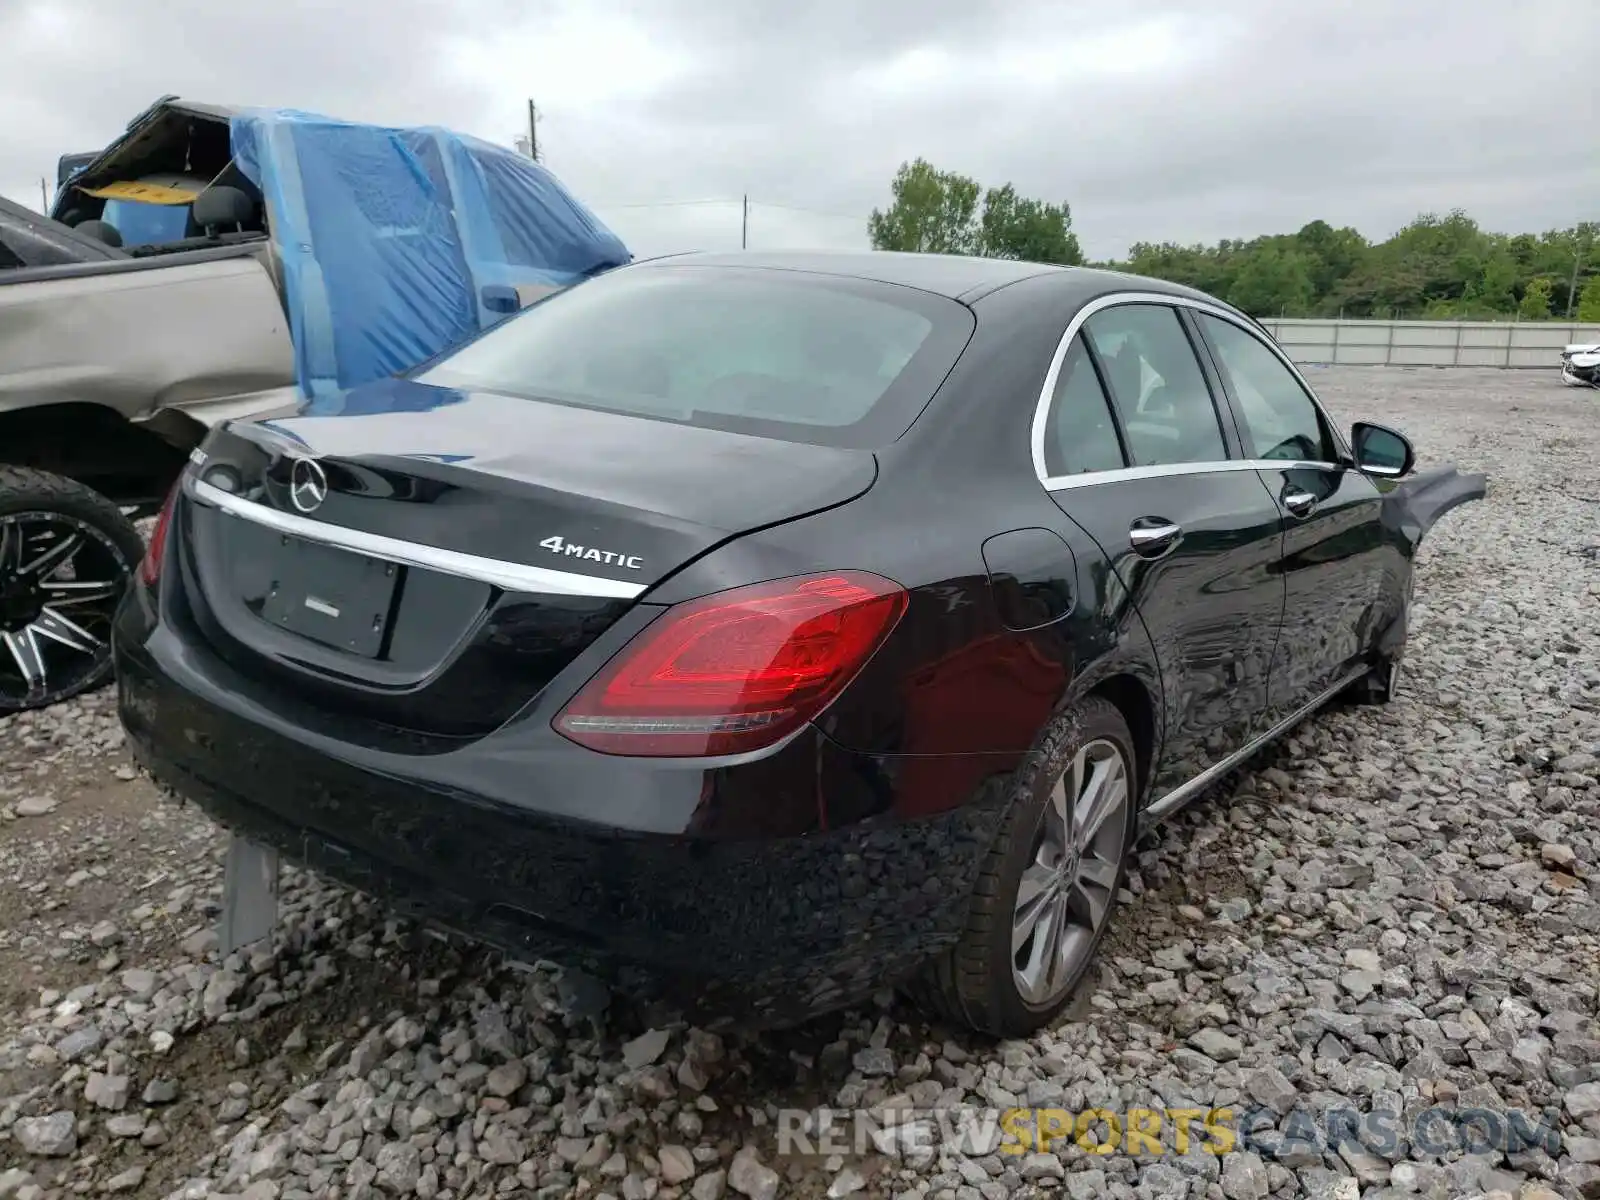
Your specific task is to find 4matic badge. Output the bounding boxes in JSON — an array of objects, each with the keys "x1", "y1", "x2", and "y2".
[{"x1": 539, "y1": 536, "x2": 643, "y2": 571}]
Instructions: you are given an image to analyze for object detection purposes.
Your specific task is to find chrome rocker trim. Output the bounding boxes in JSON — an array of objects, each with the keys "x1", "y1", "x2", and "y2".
[{"x1": 1141, "y1": 662, "x2": 1370, "y2": 826}]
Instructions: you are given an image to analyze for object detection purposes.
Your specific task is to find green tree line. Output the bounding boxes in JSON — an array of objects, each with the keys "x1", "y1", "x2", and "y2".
[{"x1": 869, "y1": 158, "x2": 1600, "y2": 321}]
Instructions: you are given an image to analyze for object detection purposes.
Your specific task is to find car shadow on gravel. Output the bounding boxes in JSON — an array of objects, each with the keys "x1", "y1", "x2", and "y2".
[
  {"x1": 0, "y1": 779, "x2": 223, "y2": 1010},
  {"x1": 100, "y1": 951, "x2": 458, "y2": 1200}
]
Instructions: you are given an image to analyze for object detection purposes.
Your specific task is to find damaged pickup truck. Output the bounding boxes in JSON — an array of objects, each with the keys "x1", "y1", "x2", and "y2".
[{"x1": 1, "y1": 96, "x2": 630, "y2": 713}]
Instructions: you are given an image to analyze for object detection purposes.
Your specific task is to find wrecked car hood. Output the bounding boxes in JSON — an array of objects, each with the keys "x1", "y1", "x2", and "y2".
[{"x1": 1380, "y1": 464, "x2": 1488, "y2": 552}]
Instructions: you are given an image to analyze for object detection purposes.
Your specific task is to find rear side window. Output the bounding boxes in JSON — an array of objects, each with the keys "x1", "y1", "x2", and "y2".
[
  {"x1": 1042, "y1": 337, "x2": 1126, "y2": 477},
  {"x1": 1197, "y1": 314, "x2": 1337, "y2": 463},
  {"x1": 1083, "y1": 305, "x2": 1227, "y2": 467},
  {"x1": 418, "y1": 265, "x2": 974, "y2": 449}
]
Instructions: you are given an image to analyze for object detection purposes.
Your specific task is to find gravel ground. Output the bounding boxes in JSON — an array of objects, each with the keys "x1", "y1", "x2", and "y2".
[{"x1": 2, "y1": 366, "x2": 1597, "y2": 1200}]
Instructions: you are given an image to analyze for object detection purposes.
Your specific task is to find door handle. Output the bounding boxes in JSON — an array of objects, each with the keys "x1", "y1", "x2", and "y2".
[
  {"x1": 1283, "y1": 489, "x2": 1318, "y2": 518},
  {"x1": 1129, "y1": 519, "x2": 1182, "y2": 559}
]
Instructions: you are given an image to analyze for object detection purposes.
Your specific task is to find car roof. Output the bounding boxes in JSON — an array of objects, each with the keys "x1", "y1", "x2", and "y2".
[
  {"x1": 633, "y1": 250, "x2": 1058, "y2": 301},
  {"x1": 630, "y1": 249, "x2": 1221, "y2": 307}
]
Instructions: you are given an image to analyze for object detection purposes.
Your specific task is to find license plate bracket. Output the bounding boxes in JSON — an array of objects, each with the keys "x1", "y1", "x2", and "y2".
[{"x1": 258, "y1": 536, "x2": 399, "y2": 658}]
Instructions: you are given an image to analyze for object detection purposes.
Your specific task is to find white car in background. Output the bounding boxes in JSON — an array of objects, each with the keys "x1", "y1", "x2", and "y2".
[{"x1": 1560, "y1": 339, "x2": 1600, "y2": 387}]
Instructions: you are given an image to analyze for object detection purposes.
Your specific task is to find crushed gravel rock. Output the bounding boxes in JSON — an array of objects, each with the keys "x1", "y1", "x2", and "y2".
[{"x1": 2, "y1": 367, "x2": 1597, "y2": 1200}]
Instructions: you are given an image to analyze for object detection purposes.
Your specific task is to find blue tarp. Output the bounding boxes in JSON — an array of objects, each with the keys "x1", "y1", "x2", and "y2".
[{"x1": 230, "y1": 108, "x2": 631, "y2": 409}]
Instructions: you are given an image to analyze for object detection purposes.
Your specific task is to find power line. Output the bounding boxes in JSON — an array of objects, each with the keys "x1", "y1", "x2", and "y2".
[
  {"x1": 580, "y1": 192, "x2": 870, "y2": 252},
  {"x1": 529, "y1": 111, "x2": 866, "y2": 226},
  {"x1": 588, "y1": 197, "x2": 863, "y2": 222},
  {"x1": 534, "y1": 108, "x2": 696, "y2": 209},
  {"x1": 747, "y1": 199, "x2": 864, "y2": 222},
  {"x1": 591, "y1": 198, "x2": 745, "y2": 210}
]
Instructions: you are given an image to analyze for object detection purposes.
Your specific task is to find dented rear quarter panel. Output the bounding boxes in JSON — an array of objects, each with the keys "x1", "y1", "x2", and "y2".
[{"x1": 0, "y1": 246, "x2": 295, "y2": 432}]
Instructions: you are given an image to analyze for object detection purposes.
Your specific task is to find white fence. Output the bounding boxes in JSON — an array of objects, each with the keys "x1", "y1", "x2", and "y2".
[{"x1": 1256, "y1": 319, "x2": 1599, "y2": 369}]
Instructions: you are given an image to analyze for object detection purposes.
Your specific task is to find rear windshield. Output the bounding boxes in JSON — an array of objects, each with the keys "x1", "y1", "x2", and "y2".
[
  {"x1": 102, "y1": 199, "x2": 191, "y2": 247},
  {"x1": 416, "y1": 264, "x2": 974, "y2": 448}
]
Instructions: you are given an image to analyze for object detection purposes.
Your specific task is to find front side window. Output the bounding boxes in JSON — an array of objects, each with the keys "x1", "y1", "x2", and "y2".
[
  {"x1": 418, "y1": 265, "x2": 974, "y2": 449},
  {"x1": 1042, "y1": 336, "x2": 1126, "y2": 477},
  {"x1": 1083, "y1": 305, "x2": 1227, "y2": 467},
  {"x1": 1198, "y1": 314, "x2": 1336, "y2": 463}
]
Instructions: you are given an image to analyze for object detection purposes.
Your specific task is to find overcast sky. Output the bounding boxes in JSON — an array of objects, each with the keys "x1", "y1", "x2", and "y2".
[{"x1": 2, "y1": 0, "x2": 1594, "y2": 261}]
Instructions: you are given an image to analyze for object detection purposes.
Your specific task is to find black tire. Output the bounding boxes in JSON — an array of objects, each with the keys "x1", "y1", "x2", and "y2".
[
  {"x1": 1343, "y1": 658, "x2": 1400, "y2": 706},
  {"x1": 911, "y1": 695, "x2": 1137, "y2": 1037},
  {"x1": 0, "y1": 466, "x2": 145, "y2": 715},
  {"x1": 1345, "y1": 565, "x2": 1413, "y2": 707}
]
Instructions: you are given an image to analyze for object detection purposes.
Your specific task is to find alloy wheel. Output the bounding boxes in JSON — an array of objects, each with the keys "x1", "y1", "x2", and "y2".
[
  {"x1": 1011, "y1": 737, "x2": 1131, "y2": 1006},
  {"x1": 0, "y1": 512, "x2": 132, "y2": 711}
]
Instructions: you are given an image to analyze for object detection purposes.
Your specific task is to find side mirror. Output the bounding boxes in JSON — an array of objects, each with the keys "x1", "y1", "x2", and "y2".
[
  {"x1": 480, "y1": 284, "x2": 521, "y2": 316},
  {"x1": 1351, "y1": 422, "x2": 1414, "y2": 478}
]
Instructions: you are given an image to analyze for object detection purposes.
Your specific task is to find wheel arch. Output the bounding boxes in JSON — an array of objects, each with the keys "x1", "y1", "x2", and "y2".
[
  {"x1": 0, "y1": 401, "x2": 196, "y2": 512},
  {"x1": 1087, "y1": 672, "x2": 1158, "y2": 807}
]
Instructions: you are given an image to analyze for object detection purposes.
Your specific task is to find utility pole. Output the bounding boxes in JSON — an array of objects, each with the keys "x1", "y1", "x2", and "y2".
[
  {"x1": 39, "y1": 177, "x2": 48, "y2": 211},
  {"x1": 1567, "y1": 244, "x2": 1584, "y2": 319},
  {"x1": 527, "y1": 100, "x2": 540, "y2": 163},
  {"x1": 741, "y1": 194, "x2": 748, "y2": 249}
]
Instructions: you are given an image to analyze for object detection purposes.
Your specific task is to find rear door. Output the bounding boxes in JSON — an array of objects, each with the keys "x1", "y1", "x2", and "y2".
[
  {"x1": 1190, "y1": 312, "x2": 1389, "y2": 721},
  {"x1": 1038, "y1": 300, "x2": 1286, "y2": 800},
  {"x1": 0, "y1": 253, "x2": 294, "y2": 427}
]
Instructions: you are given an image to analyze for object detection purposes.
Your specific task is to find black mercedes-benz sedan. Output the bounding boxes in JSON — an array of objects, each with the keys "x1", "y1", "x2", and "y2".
[{"x1": 113, "y1": 251, "x2": 1485, "y2": 1035}]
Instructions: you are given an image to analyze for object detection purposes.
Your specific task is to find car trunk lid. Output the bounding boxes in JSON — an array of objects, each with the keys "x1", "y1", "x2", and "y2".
[{"x1": 177, "y1": 380, "x2": 878, "y2": 741}]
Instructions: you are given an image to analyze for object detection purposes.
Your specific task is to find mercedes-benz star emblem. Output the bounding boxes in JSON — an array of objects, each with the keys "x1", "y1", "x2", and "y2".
[{"x1": 288, "y1": 457, "x2": 329, "y2": 515}]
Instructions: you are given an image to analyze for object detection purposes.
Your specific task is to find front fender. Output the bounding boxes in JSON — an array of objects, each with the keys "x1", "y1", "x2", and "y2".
[{"x1": 1379, "y1": 464, "x2": 1488, "y2": 553}]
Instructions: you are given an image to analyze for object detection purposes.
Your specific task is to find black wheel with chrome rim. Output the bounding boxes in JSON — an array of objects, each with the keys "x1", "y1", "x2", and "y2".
[
  {"x1": 0, "y1": 467, "x2": 145, "y2": 715},
  {"x1": 910, "y1": 695, "x2": 1137, "y2": 1036}
]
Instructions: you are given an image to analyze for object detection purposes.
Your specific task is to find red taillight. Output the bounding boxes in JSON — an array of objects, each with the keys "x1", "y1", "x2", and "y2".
[
  {"x1": 138, "y1": 483, "x2": 180, "y2": 587},
  {"x1": 554, "y1": 571, "x2": 908, "y2": 757}
]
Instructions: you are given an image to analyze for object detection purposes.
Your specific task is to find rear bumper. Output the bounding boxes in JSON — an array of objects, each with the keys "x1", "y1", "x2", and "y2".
[{"x1": 113, "y1": 588, "x2": 1007, "y2": 1023}]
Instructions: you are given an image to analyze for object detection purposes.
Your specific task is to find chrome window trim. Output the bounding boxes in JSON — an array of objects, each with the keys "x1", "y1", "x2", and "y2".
[
  {"x1": 186, "y1": 477, "x2": 648, "y2": 600},
  {"x1": 1041, "y1": 457, "x2": 1339, "y2": 492},
  {"x1": 1030, "y1": 291, "x2": 1351, "y2": 486}
]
